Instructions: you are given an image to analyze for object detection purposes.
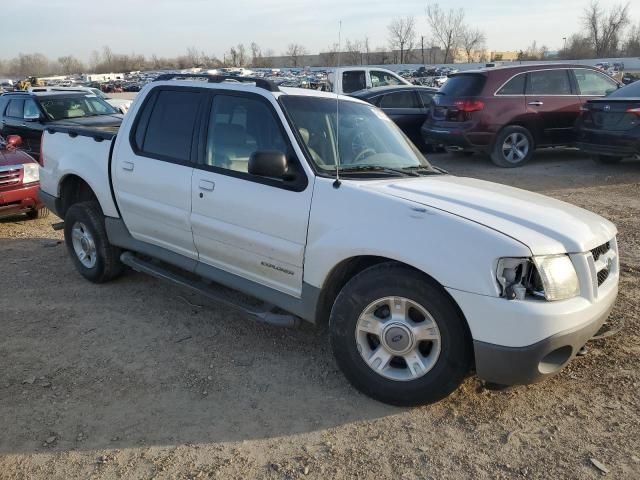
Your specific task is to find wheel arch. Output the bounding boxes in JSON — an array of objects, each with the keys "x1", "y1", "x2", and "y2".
[
  {"x1": 314, "y1": 255, "x2": 473, "y2": 349},
  {"x1": 57, "y1": 174, "x2": 101, "y2": 219}
]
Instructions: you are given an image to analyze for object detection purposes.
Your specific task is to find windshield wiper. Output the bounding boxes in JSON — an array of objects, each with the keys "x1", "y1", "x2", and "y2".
[
  {"x1": 400, "y1": 165, "x2": 447, "y2": 175},
  {"x1": 338, "y1": 165, "x2": 419, "y2": 177}
]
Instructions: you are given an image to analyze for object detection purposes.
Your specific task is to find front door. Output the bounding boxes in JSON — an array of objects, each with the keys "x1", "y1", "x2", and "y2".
[
  {"x1": 190, "y1": 92, "x2": 313, "y2": 297},
  {"x1": 525, "y1": 69, "x2": 580, "y2": 145},
  {"x1": 2, "y1": 98, "x2": 45, "y2": 157},
  {"x1": 112, "y1": 87, "x2": 205, "y2": 260}
]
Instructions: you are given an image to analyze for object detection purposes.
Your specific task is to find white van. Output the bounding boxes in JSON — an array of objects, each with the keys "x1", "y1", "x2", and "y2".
[{"x1": 328, "y1": 67, "x2": 411, "y2": 94}]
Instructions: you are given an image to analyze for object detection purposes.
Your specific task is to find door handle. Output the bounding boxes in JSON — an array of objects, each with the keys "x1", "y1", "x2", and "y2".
[
  {"x1": 528, "y1": 101, "x2": 544, "y2": 106},
  {"x1": 198, "y1": 180, "x2": 215, "y2": 191},
  {"x1": 122, "y1": 161, "x2": 134, "y2": 171}
]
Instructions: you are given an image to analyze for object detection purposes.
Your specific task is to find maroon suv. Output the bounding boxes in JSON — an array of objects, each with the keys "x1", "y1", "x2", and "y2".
[{"x1": 422, "y1": 64, "x2": 620, "y2": 167}]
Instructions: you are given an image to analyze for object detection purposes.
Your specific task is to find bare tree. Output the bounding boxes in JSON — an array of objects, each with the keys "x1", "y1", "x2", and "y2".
[
  {"x1": 363, "y1": 37, "x2": 371, "y2": 65},
  {"x1": 459, "y1": 27, "x2": 486, "y2": 63},
  {"x1": 426, "y1": 3, "x2": 465, "y2": 64},
  {"x1": 345, "y1": 39, "x2": 363, "y2": 65},
  {"x1": 625, "y1": 23, "x2": 640, "y2": 56},
  {"x1": 285, "y1": 43, "x2": 308, "y2": 67},
  {"x1": 250, "y1": 42, "x2": 262, "y2": 67},
  {"x1": 583, "y1": 1, "x2": 631, "y2": 57},
  {"x1": 387, "y1": 16, "x2": 416, "y2": 65},
  {"x1": 57, "y1": 56, "x2": 85, "y2": 74},
  {"x1": 320, "y1": 43, "x2": 340, "y2": 67}
]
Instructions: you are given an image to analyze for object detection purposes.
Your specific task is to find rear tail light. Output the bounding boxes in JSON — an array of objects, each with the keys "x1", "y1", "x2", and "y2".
[
  {"x1": 626, "y1": 107, "x2": 640, "y2": 116},
  {"x1": 453, "y1": 99, "x2": 485, "y2": 113}
]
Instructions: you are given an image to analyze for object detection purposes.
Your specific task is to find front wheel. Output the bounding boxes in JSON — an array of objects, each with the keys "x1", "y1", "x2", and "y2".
[
  {"x1": 491, "y1": 126, "x2": 535, "y2": 167},
  {"x1": 329, "y1": 263, "x2": 472, "y2": 406}
]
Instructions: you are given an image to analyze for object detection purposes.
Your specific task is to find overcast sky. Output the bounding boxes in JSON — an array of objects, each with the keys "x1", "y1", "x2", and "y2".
[{"x1": 1, "y1": 0, "x2": 638, "y2": 60}]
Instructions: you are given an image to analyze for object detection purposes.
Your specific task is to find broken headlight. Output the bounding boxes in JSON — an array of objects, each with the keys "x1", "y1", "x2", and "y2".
[{"x1": 497, "y1": 255, "x2": 579, "y2": 302}]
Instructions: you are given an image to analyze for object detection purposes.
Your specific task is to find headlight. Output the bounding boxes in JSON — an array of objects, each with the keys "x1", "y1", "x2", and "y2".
[
  {"x1": 497, "y1": 255, "x2": 579, "y2": 302},
  {"x1": 22, "y1": 163, "x2": 39, "y2": 184},
  {"x1": 534, "y1": 255, "x2": 580, "y2": 301}
]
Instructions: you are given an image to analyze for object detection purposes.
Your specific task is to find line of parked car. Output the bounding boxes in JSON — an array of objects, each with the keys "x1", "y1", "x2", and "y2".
[
  {"x1": 347, "y1": 63, "x2": 640, "y2": 167},
  {"x1": 1, "y1": 61, "x2": 639, "y2": 223}
]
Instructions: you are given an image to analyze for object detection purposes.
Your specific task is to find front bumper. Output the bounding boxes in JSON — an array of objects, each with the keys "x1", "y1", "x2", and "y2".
[
  {"x1": 473, "y1": 300, "x2": 614, "y2": 385},
  {"x1": 0, "y1": 183, "x2": 42, "y2": 217},
  {"x1": 447, "y1": 262, "x2": 619, "y2": 385}
]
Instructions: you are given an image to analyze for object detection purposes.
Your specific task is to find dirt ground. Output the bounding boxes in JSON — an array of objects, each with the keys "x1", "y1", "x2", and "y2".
[{"x1": 1, "y1": 150, "x2": 639, "y2": 479}]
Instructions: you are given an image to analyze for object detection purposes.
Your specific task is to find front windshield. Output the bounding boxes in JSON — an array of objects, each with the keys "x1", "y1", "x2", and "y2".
[
  {"x1": 280, "y1": 95, "x2": 436, "y2": 174},
  {"x1": 40, "y1": 95, "x2": 118, "y2": 120},
  {"x1": 90, "y1": 88, "x2": 109, "y2": 99}
]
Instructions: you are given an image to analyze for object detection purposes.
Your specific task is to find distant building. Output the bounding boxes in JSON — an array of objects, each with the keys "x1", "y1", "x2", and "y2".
[
  {"x1": 81, "y1": 73, "x2": 125, "y2": 82},
  {"x1": 490, "y1": 51, "x2": 520, "y2": 62}
]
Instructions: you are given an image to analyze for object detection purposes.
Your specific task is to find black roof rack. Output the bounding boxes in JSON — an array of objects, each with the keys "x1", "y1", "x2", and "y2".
[{"x1": 153, "y1": 73, "x2": 280, "y2": 92}]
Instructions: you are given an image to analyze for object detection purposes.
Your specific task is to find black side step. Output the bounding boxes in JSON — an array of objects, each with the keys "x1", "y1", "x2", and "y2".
[
  {"x1": 120, "y1": 252, "x2": 300, "y2": 328},
  {"x1": 51, "y1": 222, "x2": 64, "y2": 231}
]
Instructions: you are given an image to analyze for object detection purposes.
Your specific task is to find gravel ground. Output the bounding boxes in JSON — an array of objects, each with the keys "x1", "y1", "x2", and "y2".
[{"x1": 0, "y1": 150, "x2": 639, "y2": 479}]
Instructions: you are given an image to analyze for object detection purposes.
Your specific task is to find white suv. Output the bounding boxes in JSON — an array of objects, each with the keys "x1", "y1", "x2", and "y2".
[{"x1": 38, "y1": 74, "x2": 619, "y2": 405}]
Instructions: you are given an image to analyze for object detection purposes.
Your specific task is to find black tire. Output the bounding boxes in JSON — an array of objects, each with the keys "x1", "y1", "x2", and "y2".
[
  {"x1": 490, "y1": 126, "x2": 535, "y2": 168},
  {"x1": 26, "y1": 207, "x2": 50, "y2": 220},
  {"x1": 593, "y1": 154, "x2": 623, "y2": 165},
  {"x1": 329, "y1": 262, "x2": 472, "y2": 406},
  {"x1": 63, "y1": 201, "x2": 124, "y2": 283}
]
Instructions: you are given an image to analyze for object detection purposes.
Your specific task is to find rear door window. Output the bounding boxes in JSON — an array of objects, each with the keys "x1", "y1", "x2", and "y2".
[
  {"x1": 6, "y1": 99, "x2": 25, "y2": 118},
  {"x1": 496, "y1": 74, "x2": 526, "y2": 95},
  {"x1": 379, "y1": 91, "x2": 420, "y2": 109},
  {"x1": 527, "y1": 70, "x2": 572, "y2": 95},
  {"x1": 439, "y1": 74, "x2": 486, "y2": 97},
  {"x1": 418, "y1": 90, "x2": 435, "y2": 107},
  {"x1": 370, "y1": 71, "x2": 402, "y2": 88},
  {"x1": 574, "y1": 69, "x2": 618, "y2": 96},
  {"x1": 137, "y1": 89, "x2": 202, "y2": 162},
  {"x1": 342, "y1": 71, "x2": 366, "y2": 93}
]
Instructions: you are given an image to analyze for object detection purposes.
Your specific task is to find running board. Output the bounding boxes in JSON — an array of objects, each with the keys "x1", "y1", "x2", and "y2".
[
  {"x1": 51, "y1": 222, "x2": 64, "y2": 231},
  {"x1": 120, "y1": 252, "x2": 300, "y2": 328}
]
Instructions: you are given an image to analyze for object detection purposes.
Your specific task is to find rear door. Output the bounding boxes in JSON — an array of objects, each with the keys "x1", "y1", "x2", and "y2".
[
  {"x1": 112, "y1": 87, "x2": 204, "y2": 259},
  {"x1": 377, "y1": 90, "x2": 427, "y2": 144},
  {"x1": 190, "y1": 91, "x2": 313, "y2": 297},
  {"x1": 525, "y1": 69, "x2": 579, "y2": 145}
]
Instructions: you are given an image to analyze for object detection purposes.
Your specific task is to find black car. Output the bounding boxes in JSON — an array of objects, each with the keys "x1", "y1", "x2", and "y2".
[
  {"x1": 0, "y1": 91, "x2": 123, "y2": 158},
  {"x1": 350, "y1": 85, "x2": 439, "y2": 151},
  {"x1": 575, "y1": 81, "x2": 640, "y2": 164}
]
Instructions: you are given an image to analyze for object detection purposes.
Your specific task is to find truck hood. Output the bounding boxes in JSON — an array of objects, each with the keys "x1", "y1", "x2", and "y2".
[
  {"x1": 49, "y1": 114, "x2": 123, "y2": 128},
  {"x1": 0, "y1": 148, "x2": 35, "y2": 167},
  {"x1": 363, "y1": 175, "x2": 617, "y2": 255}
]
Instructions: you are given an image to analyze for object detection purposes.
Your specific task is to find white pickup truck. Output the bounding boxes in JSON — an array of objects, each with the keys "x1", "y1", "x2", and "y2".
[{"x1": 39, "y1": 74, "x2": 619, "y2": 406}]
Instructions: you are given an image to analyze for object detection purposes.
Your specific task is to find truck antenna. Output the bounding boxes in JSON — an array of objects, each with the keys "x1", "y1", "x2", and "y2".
[{"x1": 333, "y1": 20, "x2": 343, "y2": 189}]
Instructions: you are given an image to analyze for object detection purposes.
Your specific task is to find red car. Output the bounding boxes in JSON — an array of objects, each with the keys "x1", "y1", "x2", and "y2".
[
  {"x1": 422, "y1": 64, "x2": 621, "y2": 167},
  {"x1": 0, "y1": 135, "x2": 49, "y2": 219}
]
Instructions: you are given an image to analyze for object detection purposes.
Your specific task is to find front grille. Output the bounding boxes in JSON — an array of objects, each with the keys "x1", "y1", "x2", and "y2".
[
  {"x1": 597, "y1": 268, "x2": 610, "y2": 286},
  {"x1": 591, "y1": 242, "x2": 611, "y2": 261},
  {"x1": 0, "y1": 166, "x2": 22, "y2": 188}
]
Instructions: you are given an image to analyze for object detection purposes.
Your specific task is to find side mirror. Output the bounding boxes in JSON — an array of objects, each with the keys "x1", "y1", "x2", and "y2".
[
  {"x1": 248, "y1": 151, "x2": 288, "y2": 178},
  {"x1": 6, "y1": 135, "x2": 22, "y2": 148}
]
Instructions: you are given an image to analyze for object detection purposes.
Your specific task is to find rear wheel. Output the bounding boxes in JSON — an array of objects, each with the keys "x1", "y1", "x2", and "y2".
[
  {"x1": 26, "y1": 207, "x2": 50, "y2": 220},
  {"x1": 64, "y1": 201, "x2": 124, "y2": 283},
  {"x1": 329, "y1": 263, "x2": 472, "y2": 406},
  {"x1": 491, "y1": 126, "x2": 535, "y2": 167},
  {"x1": 593, "y1": 154, "x2": 623, "y2": 164}
]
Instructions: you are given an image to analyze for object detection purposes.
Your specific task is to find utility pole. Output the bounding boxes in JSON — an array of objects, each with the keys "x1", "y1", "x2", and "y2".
[{"x1": 421, "y1": 36, "x2": 425, "y2": 65}]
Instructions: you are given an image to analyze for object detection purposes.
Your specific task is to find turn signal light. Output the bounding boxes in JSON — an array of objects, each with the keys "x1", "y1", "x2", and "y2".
[{"x1": 453, "y1": 100, "x2": 485, "y2": 112}]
